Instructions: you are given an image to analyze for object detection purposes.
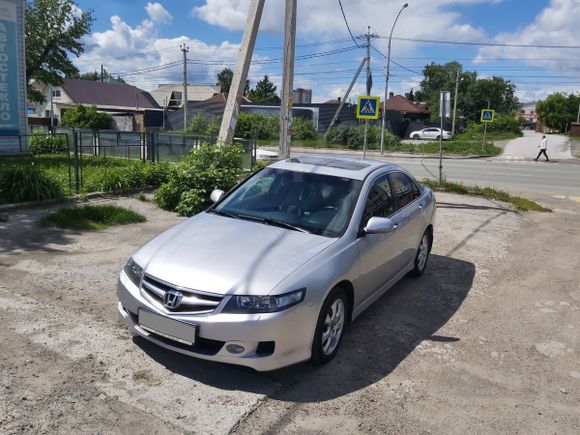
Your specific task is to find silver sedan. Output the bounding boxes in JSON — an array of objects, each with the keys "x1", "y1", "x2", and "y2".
[{"x1": 117, "y1": 156, "x2": 436, "y2": 371}]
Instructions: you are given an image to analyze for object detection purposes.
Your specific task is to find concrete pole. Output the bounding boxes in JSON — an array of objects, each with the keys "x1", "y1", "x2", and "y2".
[
  {"x1": 577, "y1": 103, "x2": 580, "y2": 123},
  {"x1": 218, "y1": 0, "x2": 265, "y2": 145},
  {"x1": 451, "y1": 67, "x2": 460, "y2": 136},
  {"x1": 326, "y1": 57, "x2": 367, "y2": 134},
  {"x1": 380, "y1": 3, "x2": 408, "y2": 154},
  {"x1": 363, "y1": 26, "x2": 371, "y2": 159},
  {"x1": 180, "y1": 44, "x2": 189, "y2": 131},
  {"x1": 439, "y1": 91, "x2": 446, "y2": 185},
  {"x1": 279, "y1": 0, "x2": 297, "y2": 159},
  {"x1": 49, "y1": 84, "x2": 54, "y2": 133}
]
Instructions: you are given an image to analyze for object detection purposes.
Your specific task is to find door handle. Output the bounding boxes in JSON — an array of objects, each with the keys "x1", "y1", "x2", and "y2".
[
  {"x1": 419, "y1": 203, "x2": 424, "y2": 209},
  {"x1": 392, "y1": 223, "x2": 400, "y2": 231}
]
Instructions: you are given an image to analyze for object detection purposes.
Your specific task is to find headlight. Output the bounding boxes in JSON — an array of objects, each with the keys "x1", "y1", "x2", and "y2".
[
  {"x1": 124, "y1": 258, "x2": 143, "y2": 287},
  {"x1": 223, "y1": 289, "x2": 306, "y2": 314}
]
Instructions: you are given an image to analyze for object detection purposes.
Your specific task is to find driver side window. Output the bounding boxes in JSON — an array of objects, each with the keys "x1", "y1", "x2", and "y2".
[{"x1": 361, "y1": 176, "x2": 394, "y2": 229}]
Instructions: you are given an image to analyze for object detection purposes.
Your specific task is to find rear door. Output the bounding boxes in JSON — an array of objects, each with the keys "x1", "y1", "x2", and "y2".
[
  {"x1": 356, "y1": 174, "x2": 407, "y2": 304},
  {"x1": 388, "y1": 172, "x2": 425, "y2": 266}
]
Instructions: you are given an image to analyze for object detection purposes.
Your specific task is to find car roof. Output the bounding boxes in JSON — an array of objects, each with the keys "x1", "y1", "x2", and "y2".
[{"x1": 269, "y1": 155, "x2": 399, "y2": 181}]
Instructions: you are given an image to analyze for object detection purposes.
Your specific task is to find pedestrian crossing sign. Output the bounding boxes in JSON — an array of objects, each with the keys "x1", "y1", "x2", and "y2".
[
  {"x1": 481, "y1": 109, "x2": 495, "y2": 123},
  {"x1": 357, "y1": 96, "x2": 381, "y2": 120}
]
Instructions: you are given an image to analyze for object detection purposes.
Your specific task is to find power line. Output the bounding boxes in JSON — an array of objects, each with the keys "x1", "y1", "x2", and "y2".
[
  {"x1": 384, "y1": 36, "x2": 580, "y2": 49},
  {"x1": 370, "y1": 45, "x2": 421, "y2": 75},
  {"x1": 337, "y1": 0, "x2": 359, "y2": 46}
]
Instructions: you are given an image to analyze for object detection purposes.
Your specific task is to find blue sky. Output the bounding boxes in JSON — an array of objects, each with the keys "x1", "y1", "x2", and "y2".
[{"x1": 73, "y1": 0, "x2": 580, "y2": 103}]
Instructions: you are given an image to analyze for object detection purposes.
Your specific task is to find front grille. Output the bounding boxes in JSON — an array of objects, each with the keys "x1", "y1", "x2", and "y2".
[{"x1": 141, "y1": 274, "x2": 223, "y2": 314}]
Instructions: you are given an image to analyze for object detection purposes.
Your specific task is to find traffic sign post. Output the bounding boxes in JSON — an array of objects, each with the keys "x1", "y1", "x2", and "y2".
[
  {"x1": 480, "y1": 109, "x2": 495, "y2": 123},
  {"x1": 481, "y1": 107, "x2": 493, "y2": 151},
  {"x1": 438, "y1": 91, "x2": 450, "y2": 185},
  {"x1": 357, "y1": 96, "x2": 380, "y2": 120}
]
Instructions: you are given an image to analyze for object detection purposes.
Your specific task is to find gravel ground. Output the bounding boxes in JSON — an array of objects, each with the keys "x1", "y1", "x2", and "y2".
[{"x1": 0, "y1": 193, "x2": 578, "y2": 434}]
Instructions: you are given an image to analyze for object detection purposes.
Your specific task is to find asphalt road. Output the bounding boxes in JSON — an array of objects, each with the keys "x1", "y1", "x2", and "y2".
[{"x1": 286, "y1": 149, "x2": 580, "y2": 208}]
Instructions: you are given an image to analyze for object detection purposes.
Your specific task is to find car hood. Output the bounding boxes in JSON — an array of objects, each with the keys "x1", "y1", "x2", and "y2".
[{"x1": 134, "y1": 212, "x2": 335, "y2": 296}]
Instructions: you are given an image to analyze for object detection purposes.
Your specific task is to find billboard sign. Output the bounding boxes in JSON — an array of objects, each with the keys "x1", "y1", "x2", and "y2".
[{"x1": 0, "y1": 0, "x2": 19, "y2": 135}]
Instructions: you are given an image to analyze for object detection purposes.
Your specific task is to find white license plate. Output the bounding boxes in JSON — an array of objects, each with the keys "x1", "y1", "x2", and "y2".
[{"x1": 138, "y1": 309, "x2": 196, "y2": 346}]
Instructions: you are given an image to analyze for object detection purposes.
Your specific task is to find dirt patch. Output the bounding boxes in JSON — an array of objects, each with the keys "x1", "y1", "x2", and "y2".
[{"x1": 1, "y1": 193, "x2": 578, "y2": 434}]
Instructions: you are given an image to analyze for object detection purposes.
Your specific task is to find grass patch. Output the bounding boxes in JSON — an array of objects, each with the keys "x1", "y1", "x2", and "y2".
[
  {"x1": 40, "y1": 204, "x2": 146, "y2": 230},
  {"x1": 422, "y1": 179, "x2": 551, "y2": 212},
  {"x1": 258, "y1": 137, "x2": 502, "y2": 156}
]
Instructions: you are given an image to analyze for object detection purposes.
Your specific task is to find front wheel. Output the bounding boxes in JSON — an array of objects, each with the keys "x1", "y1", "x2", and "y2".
[
  {"x1": 410, "y1": 230, "x2": 431, "y2": 277},
  {"x1": 413, "y1": 134, "x2": 420, "y2": 140},
  {"x1": 311, "y1": 287, "x2": 348, "y2": 365}
]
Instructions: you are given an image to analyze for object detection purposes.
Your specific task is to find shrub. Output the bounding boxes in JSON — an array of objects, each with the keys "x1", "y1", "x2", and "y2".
[
  {"x1": 235, "y1": 112, "x2": 279, "y2": 139},
  {"x1": 187, "y1": 113, "x2": 210, "y2": 134},
  {"x1": 155, "y1": 143, "x2": 243, "y2": 216},
  {"x1": 62, "y1": 104, "x2": 112, "y2": 129},
  {"x1": 292, "y1": 117, "x2": 318, "y2": 140},
  {"x1": 326, "y1": 125, "x2": 400, "y2": 149},
  {"x1": 29, "y1": 135, "x2": 67, "y2": 154},
  {"x1": 83, "y1": 161, "x2": 170, "y2": 193},
  {"x1": 0, "y1": 163, "x2": 64, "y2": 203}
]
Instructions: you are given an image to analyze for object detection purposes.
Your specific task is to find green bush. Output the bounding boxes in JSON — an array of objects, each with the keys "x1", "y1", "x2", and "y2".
[
  {"x1": 292, "y1": 117, "x2": 318, "y2": 141},
  {"x1": 29, "y1": 135, "x2": 67, "y2": 155},
  {"x1": 235, "y1": 112, "x2": 279, "y2": 139},
  {"x1": 154, "y1": 143, "x2": 243, "y2": 216},
  {"x1": 0, "y1": 163, "x2": 64, "y2": 203},
  {"x1": 187, "y1": 113, "x2": 210, "y2": 134},
  {"x1": 326, "y1": 125, "x2": 400, "y2": 149},
  {"x1": 62, "y1": 104, "x2": 113, "y2": 129}
]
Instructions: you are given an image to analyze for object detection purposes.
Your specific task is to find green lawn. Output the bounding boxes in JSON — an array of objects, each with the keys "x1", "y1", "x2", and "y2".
[
  {"x1": 40, "y1": 204, "x2": 146, "y2": 230},
  {"x1": 258, "y1": 137, "x2": 502, "y2": 156},
  {"x1": 422, "y1": 179, "x2": 551, "y2": 212}
]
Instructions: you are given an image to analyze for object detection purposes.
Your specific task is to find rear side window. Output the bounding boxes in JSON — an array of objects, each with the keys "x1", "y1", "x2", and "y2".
[
  {"x1": 361, "y1": 176, "x2": 394, "y2": 227},
  {"x1": 389, "y1": 172, "x2": 420, "y2": 210}
]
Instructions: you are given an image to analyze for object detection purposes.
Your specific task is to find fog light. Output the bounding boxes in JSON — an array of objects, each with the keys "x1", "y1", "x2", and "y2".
[{"x1": 226, "y1": 344, "x2": 245, "y2": 354}]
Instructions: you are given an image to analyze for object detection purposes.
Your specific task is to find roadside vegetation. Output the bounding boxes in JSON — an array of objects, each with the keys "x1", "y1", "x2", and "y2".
[
  {"x1": 40, "y1": 204, "x2": 146, "y2": 230},
  {"x1": 154, "y1": 143, "x2": 243, "y2": 216},
  {"x1": 422, "y1": 179, "x2": 551, "y2": 212}
]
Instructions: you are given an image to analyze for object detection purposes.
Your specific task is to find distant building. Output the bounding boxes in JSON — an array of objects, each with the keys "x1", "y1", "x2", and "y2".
[
  {"x1": 28, "y1": 79, "x2": 160, "y2": 131},
  {"x1": 150, "y1": 84, "x2": 220, "y2": 108},
  {"x1": 520, "y1": 101, "x2": 537, "y2": 123},
  {"x1": 292, "y1": 88, "x2": 312, "y2": 104}
]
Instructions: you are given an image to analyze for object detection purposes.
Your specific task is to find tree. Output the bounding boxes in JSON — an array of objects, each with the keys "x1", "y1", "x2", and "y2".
[
  {"x1": 248, "y1": 75, "x2": 280, "y2": 104},
  {"x1": 414, "y1": 61, "x2": 520, "y2": 123},
  {"x1": 216, "y1": 68, "x2": 233, "y2": 94},
  {"x1": 536, "y1": 92, "x2": 580, "y2": 132},
  {"x1": 61, "y1": 105, "x2": 112, "y2": 129},
  {"x1": 74, "y1": 69, "x2": 126, "y2": 83},
  {"x1": 25, "y1": 0, "x2": 94, "y2": 102}
]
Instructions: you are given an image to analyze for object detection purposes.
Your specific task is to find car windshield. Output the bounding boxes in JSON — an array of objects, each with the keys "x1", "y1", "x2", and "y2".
[{"x1": 213, "y1": 168, "x2": 362, "y2": 237}]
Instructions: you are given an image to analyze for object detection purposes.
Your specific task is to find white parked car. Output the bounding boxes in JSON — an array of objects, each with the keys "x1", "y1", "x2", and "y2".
[
  {"x1": 409, "y1": 127, "x2": 452, "y2": 140},
  {"x1": 255, "y1": 148, "x2": 278, "y2": 161}
]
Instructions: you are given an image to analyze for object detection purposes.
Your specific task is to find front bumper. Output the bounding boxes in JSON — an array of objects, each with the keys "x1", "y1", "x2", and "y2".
[{"x1": 117, "y1": 271, "x2": 317, "y2": 371}]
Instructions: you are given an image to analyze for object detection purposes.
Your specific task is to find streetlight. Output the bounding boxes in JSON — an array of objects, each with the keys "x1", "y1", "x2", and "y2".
[{"x1": 380, "y1": 3, "x2": 408, "y2": 154}]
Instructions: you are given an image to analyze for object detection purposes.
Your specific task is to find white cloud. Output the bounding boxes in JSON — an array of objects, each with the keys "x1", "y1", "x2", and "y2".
[{"x1": 145, "y1": 2, "x2": 172, "y2": 25}]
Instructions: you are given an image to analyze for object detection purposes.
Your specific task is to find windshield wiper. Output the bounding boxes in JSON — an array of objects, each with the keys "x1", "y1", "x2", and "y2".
[
  {"x1": 237, "y1": 214, "x2": 309, "y2": 233},
  {"x1": 208, "y1": 209, "x2": 238, "y2": 219}
]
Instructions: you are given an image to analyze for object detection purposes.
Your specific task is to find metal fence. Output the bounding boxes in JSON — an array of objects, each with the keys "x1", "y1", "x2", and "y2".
[{"x1": 1, "y1": 129, "x2": 257, "y2": 194}]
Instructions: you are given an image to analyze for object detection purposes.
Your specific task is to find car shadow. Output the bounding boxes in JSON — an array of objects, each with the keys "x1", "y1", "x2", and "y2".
[{"x1": 134, "y1": 254, "x2": 475, "y2": 402}]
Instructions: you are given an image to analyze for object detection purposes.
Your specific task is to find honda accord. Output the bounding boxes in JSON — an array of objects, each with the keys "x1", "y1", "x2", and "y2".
[{"x1": 117, "y1": 156, "x2": 436, "y2": 371}]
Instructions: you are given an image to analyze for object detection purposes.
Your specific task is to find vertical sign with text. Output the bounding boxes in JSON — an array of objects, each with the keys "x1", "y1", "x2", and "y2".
[{"x1": 0, "y1": 0, "x2": 18, "y2": 135}]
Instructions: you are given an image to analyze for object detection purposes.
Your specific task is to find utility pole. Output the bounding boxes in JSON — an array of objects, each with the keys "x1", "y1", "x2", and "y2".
[
  {"x1": 100, "y1": 64, "x2": 104, "y2": 83},
  {"x1": 218, "y1": 0, "x2": 265, "y2": 145},
  {"x1": 180, "y1": 44, "x2": 189, "y2": 131},
  {"x1": 49, "y1": 84, "x2": 54, "y2": 133},
  {"x1": 326, "y1": 57, "x2": 367, "y2": 133},
  {"x1": 482, "y1": 100, "x2": 490, "y2": 151},
  {"x1": 279, "y1": 0, "x2": 297, "y2": 159},
  {"x1": 357, "y1": 26, "x2": 378, "y2": 159},
  {"x1": 451, "y1": 67, "x2": 460, "y2": 136},
  {"x1": 380, "y1": 3, "x2": 408, "y2": 154},
  {"x1": 577, "y1": 102, "x2": 580, "y2": 123}
]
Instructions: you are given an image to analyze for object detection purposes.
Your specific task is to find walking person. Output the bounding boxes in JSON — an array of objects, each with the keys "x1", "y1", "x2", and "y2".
[{"x1": 535, "y1": 135, "x2": 549, "y2": 162}]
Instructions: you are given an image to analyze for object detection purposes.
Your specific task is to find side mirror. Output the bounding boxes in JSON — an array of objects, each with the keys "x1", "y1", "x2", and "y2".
[
  {"x1": 364, "y1": 217, "x2": 397, "y2": 234},
  {"x1": 210, "y1": 189, "x2": 225, "y2": 203}
]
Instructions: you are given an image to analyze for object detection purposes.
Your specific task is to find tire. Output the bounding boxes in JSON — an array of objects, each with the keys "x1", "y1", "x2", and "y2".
[
  {"x1": 412, "y1": 134, "x2": 420, "y2": 140},
  {"x1": 410, "y1": 230, "x2": 432, "y2": 277},
  {"x1": 311, "y1": 287, "x2": 348, "y2": 365},
  {"x1": 436, "y1": 135, "x2": 441, "y2": 140}
]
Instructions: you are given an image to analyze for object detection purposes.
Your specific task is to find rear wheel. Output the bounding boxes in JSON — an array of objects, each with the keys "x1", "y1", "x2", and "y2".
[
  {"x1": 311, "y1": 287, "x2": 348, "y2": 365},
  {"x1": 410, "y1": 230, "x2": 431, "y2": 277},
  {"x1": 436, "y1": 135, "x2": 441, "y2": 140}
]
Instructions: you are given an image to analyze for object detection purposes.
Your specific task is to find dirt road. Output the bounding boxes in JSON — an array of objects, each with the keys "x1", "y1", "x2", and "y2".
[{"x1": 0, "y1": 194, "x2": 578, "y2": 434}]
